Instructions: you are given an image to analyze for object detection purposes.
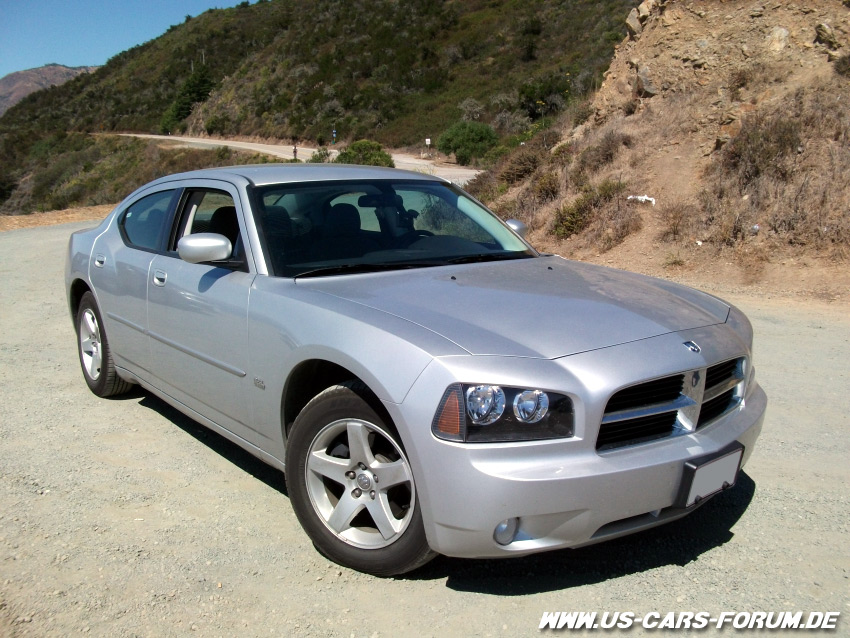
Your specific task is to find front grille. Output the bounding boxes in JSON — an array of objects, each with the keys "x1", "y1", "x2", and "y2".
[
  {"x1": 598, "y1": 374, "x2": 685, "y2": 451},
  {"x1": 596, "y1": 357, "x2": 746, "y2": 452},
  {"x1": 697, "y1": 358, "x2": 744, "y2": 429},
  {"x1": 596, "y1": 411, "x2": 678, "y2": 451},
  {"x1": 706, "y1": 359, "x2": 739, "y2": 390},
  {"x1": 604, "y1": 375, "x2": 684, "y2": 413},
  {"x1": 698, "y1": 388, "x2": 736, "y2": 427}
]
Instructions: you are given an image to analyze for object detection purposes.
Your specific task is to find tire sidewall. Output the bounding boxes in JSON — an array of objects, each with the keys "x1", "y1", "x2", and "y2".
[
  {"x1": 76, "y1": 292, "x2": 110, "y2": 396},
  {"x1": 285, "y1": 384, "x2": 432, "y2": 576}
]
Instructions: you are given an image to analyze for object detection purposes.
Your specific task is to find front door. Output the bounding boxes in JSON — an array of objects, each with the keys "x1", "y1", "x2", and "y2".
[{"x1": 146, "y1": 185, "x2": 256, "y2": 443}]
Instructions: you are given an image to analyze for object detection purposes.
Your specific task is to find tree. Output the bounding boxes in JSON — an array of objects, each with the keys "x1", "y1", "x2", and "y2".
[
  {"x1": 437, "y1": 121, "x2": 498, "y2": 165},
  {"x1": 333, "y1": 140, "x2": 394, "y2": 167},
  {"x1": 160, "y1": 66, "x2": 216, "y2": 134}
]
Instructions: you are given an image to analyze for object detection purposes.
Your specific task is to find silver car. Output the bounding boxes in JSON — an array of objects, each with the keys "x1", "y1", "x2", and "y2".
[{"x1": 66, "y1": 165, "x2": 766, "y2": 575}]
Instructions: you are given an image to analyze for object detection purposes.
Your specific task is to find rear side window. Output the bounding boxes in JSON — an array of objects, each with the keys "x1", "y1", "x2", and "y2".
[{"x1": 120, "y1": 190, "x2": 175, "y2": 250}]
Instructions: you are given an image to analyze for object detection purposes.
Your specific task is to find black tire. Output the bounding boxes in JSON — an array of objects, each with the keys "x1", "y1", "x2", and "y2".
[
  {"x1": 76, "y1": 291, "x2": 133, "y2": 397},
  {"x1": 285, "y1": 382, "x2": 436, "y2": 576}
]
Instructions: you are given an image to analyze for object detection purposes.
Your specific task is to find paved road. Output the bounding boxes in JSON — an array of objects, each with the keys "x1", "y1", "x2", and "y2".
[
  {"x1": 0, "y1": 222, "x2": 848, "y2": 637},
  {"x1": 121, "y1": 134, "x2": 481, "y2": 185}
]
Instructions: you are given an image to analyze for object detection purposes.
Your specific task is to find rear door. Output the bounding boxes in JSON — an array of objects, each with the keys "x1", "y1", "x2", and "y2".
[
  {"x1": 147, "y1": 182, "x2": 258, "y2": 443},
  {"x1": 90, "y1": 188, "x2": 178, "y2": 381}
]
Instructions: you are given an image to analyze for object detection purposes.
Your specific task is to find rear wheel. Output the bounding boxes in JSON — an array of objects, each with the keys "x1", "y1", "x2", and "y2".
[
  {"x1": 76, "y1": 291, "x2": 132, "y2": 397},
  {"x1": 285, "y1": 382, "x2": 435, "y2": 575}
]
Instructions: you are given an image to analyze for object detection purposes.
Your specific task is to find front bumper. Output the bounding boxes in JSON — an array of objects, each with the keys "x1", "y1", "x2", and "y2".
[{"x1": 386, "y1": 325, "x2": 767, "y2": 559}]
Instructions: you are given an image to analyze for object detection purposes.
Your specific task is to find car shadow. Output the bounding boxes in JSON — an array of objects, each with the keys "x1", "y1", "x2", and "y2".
[
  {"x1": 132, "y1": 388, "x2": 755, "y2": 594},
  {"x1": 136, "y1": 390, "x2": 288, "y2": 496}
]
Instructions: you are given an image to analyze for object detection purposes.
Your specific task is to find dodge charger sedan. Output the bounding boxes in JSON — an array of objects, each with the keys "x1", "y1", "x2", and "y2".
[{"x1": 66, "y1": 164, "x2": 766, "y2": 575}]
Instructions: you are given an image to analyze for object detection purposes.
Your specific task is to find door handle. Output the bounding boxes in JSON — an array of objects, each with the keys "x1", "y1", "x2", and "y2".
[
  {"x1": 94, "y1": 254, "x2": 105, "y2": 268},
  {"x1": 153, "y1": 270, "x2": 167, "y2": 287}
]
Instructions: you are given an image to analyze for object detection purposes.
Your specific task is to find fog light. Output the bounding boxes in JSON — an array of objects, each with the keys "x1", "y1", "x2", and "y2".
[{"x1": 493, "y1": 517, "x2": 519, "y2": 545}]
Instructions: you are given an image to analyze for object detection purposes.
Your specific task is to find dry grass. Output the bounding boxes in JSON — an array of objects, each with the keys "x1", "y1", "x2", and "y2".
[
  {"x1": 700, "y1": 80, "x2": 850, "y2": 255},
  {"x1": 659, "y1": 199, "x2": 694, "y2": 242},
  {"x1": 0, "y1": 205, "x2": 113, "y2": 231},
  {"x1": 498, "y1": 147, "x2": 541, "y2": 184}
]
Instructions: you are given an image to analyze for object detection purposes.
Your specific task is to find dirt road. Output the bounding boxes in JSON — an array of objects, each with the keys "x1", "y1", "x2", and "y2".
[
  {"x1": 0, "y1": 222, "x2": 848, "y2": 637},
  {"x1": 120, "y1": 134, "x2": 481, "y2": 185}
]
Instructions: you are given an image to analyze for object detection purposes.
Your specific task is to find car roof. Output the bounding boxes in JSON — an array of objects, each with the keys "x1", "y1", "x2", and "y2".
[{"x1": 144, "y1": 163, "x2": 448, "y2": 188}]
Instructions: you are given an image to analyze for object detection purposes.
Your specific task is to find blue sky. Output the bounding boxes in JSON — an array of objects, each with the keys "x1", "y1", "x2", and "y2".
[{"x1": 0, "y1": 0, "x2": 249, "y2": 79}]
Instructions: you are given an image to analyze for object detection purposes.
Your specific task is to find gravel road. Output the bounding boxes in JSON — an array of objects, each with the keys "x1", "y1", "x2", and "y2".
[{"x1": 1, "y1": 222, "x2": 848, "y2": 637}]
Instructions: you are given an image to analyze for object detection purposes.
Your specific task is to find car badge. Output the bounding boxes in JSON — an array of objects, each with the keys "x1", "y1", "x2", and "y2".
[
  {"x1": 692, "y1": 370, "x2": 701, "y2": 388},
  {"x1": 683, "y1": 341, "x2": 701, "y2": 353}
]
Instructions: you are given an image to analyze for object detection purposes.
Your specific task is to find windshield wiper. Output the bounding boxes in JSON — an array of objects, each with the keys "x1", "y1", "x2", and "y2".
[
  {"x1": 444, "y1": 252, "x2": 535, "y2": 265},
  {"x1": 294, "y1": 261, "x2": 440, "y2": 279}
]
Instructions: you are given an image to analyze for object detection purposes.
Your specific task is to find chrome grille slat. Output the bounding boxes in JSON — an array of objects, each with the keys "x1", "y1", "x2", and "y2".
[
  {"x1": 702, "y1": 376, "x2": 741, "y2": 402},
  {"x1": 601, "y1": 394, "x2": 697, "y2": 424}
]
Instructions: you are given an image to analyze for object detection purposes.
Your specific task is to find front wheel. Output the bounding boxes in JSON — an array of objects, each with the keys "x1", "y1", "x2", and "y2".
[
  {"x1": 285, "y1": 383, "x2": 435, "y2": 576},
  {"x1": 76, "y1": 291, "x2": 132, "y2": 397}
]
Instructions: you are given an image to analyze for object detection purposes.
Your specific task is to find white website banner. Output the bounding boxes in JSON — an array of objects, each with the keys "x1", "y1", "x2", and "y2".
[{"x1": 539, "y1": 611, "x2": 841, "y2": 631}]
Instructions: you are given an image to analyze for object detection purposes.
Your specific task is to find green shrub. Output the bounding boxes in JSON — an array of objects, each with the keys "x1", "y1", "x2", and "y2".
[
  {"x1": 554, "y1": 192, "x2": 595, "y2": 237},
  {"x1": 518, "y1": 73, "x2": 571, "y2": 119},
  {"x1": 333, "y1": 140, "x2": 394, "y2": 167},
  {"x1": 437, "y1": 121, "x2": 498, "y2": 166},
  {"x1": 553, "y1": 178, "x2": 626, "y2": 239},
  {"x1": 205, "y1": 115, "x2": 230, "y2": 136},
  {"x1": 531, "y1": 171, "x2": 560, "y2": 201},
  {"x1": 309, "y1": 146, "x2": 332, "y2": 163}
]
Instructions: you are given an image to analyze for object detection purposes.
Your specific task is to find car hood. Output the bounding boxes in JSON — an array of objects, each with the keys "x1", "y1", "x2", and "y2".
[{"x1": 304, "y1": 256, "x2": 730, "y2": 359}]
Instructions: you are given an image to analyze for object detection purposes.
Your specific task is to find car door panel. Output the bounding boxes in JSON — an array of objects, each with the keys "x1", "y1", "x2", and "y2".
[
  {"x1": 89, "y1": 222, "x2": 154, "y2": 380},
  {"x1": 144, "y1": 184, "x2": 262, "y2": 445},
  {"x1": 147, "y1": 256, "x2": 256, "y2": 437}
]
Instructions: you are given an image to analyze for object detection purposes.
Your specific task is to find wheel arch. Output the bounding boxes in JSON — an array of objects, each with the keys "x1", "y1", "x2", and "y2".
[
  {"x1": 281, "y1": 359, "x2": 394, "y2": 441},
  {"x1": 69, "y1": 278, "x2": 93, "y2": 324}
]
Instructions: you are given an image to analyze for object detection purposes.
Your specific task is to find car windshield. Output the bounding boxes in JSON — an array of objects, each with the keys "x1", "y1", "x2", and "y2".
[{"x1": 252, "y1": 179, "x2": 536, "y2": 277}]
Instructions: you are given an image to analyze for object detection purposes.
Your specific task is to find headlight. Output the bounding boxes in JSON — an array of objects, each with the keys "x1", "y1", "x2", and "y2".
[
  {"x1": 432, "y1": 383, "x2": 573, "y2": 443},
  {"x1": 465, "y1": 385, "x2": 505, "y2": 425},
  {"x1": 513, "y1": 389, "x2": 549, "y2": 423}
]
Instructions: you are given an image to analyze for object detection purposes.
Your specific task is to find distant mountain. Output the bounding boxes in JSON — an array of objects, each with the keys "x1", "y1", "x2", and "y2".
[{"x1": 0, "y1": 64, "x2": 98, "y2": 115}]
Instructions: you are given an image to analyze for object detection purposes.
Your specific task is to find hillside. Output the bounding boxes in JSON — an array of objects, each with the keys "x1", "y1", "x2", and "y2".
[
  {"x1": 0, "y1": 0, "x2": 633, "y2": 214},
  {"x1": 0, "y1": 64, "x2": 97, "y2": 116},
  {"x1": 468, "y1": 0, "x2": 850, "y2": 299}
]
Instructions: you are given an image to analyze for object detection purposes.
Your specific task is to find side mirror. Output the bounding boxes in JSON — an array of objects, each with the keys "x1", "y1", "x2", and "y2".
[
  {"x1": 177, "y1": 233, "x2": 232, "y2": 264},
  {"x1": 506, "y1": 219, "x2": 528, "y2": 239}
]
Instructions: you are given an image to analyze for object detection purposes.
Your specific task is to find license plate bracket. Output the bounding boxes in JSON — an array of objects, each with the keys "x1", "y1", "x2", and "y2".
[{"x1": 675, "y1": 442, "x2": 744, "y2": 508}]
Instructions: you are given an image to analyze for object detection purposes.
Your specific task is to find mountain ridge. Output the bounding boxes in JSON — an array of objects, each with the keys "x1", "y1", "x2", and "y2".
[{"x1": 0, "y1": 64, "x2": 98, "y2": 116}]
